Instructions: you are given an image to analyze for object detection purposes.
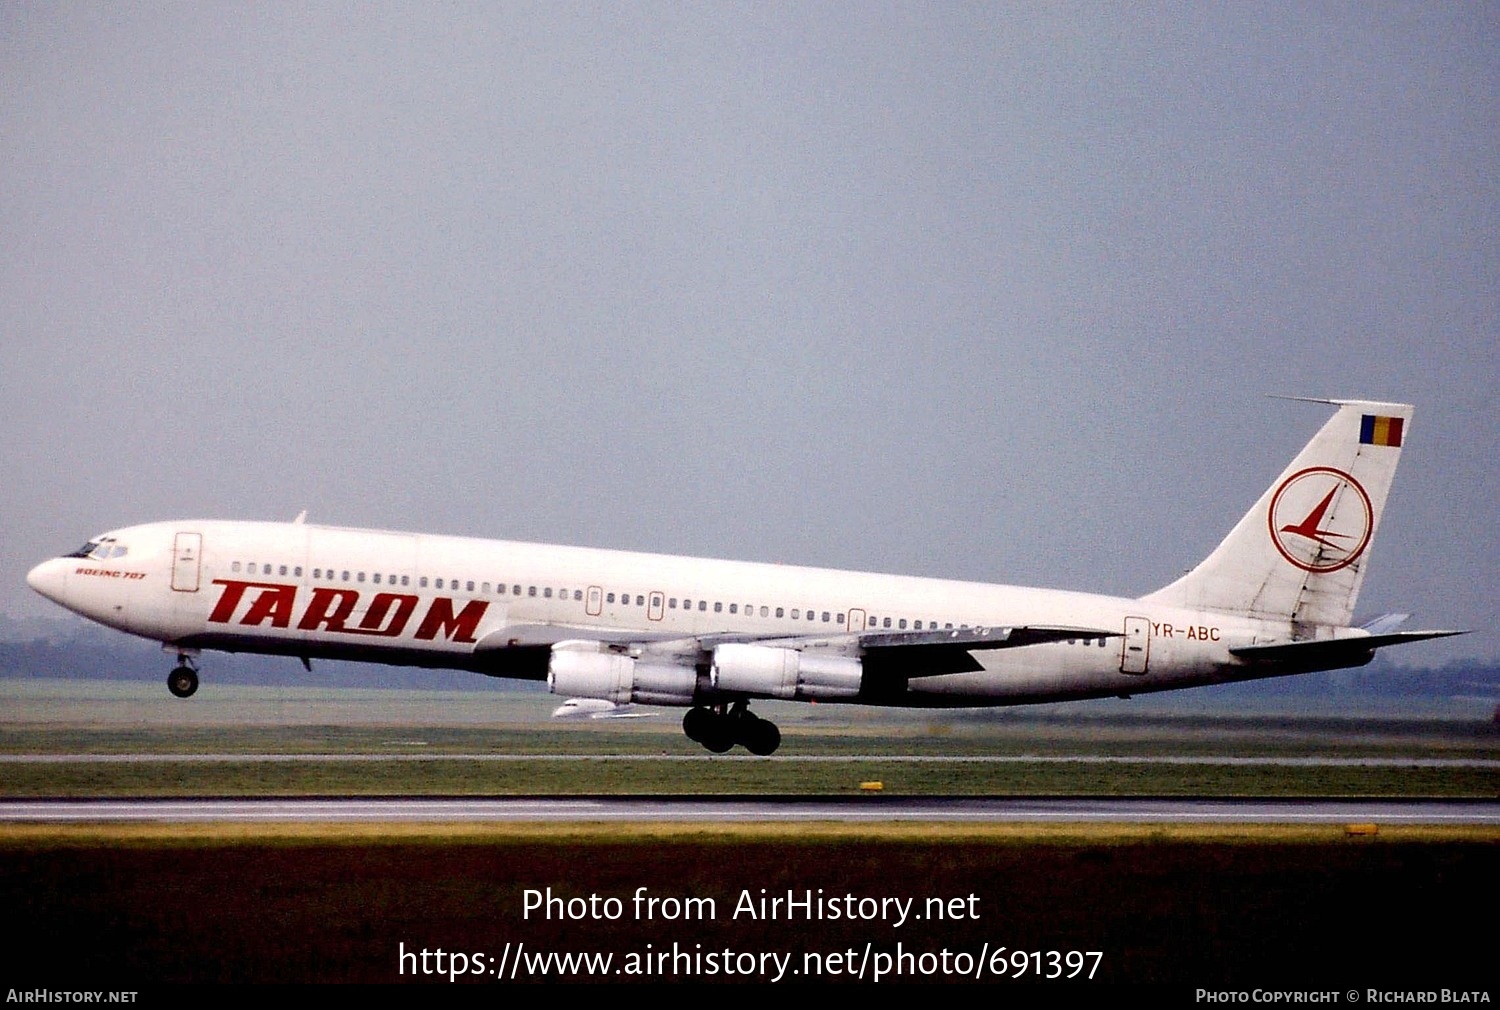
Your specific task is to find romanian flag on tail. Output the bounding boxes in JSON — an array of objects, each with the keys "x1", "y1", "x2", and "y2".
[{"x1": 1360, "y1": 414, "x2": 1404, "y2": 447}]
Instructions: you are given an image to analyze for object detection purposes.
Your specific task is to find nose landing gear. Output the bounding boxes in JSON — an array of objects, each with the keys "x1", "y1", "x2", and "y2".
[
  {"x1": 167, "y1": 656, "x2": 199, "y2": 698},
  {"x1": 682, "y1": 701, "x2": 781, "y2": 755}
]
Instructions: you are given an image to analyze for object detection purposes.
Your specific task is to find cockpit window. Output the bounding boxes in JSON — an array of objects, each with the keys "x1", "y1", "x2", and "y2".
[{"x1": 63, "y1": 537, "x2": 127, "y2": 560}]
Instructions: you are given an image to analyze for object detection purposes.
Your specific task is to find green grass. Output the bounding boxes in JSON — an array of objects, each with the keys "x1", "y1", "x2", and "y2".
[
  {"x1": 1, "y1": 681, "x2": 1495, "y2": 797},
  {"x1": 2, "y1": 755, "x2": 1496, "y2": 797}
]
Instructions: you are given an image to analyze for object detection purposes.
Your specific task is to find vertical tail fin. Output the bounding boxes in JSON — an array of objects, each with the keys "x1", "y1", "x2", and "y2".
[{"x1": 1142, "y1": 399, "x2": 1412, "y2": 628}]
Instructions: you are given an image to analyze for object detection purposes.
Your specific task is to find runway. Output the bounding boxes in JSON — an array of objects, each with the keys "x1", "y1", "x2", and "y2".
[
  {"x1": 4, "y1": 796, "x2": 1497, "y2": 824},
  {"x1": 4, "y1": 753, "x2": 1496, "y2": 767}
]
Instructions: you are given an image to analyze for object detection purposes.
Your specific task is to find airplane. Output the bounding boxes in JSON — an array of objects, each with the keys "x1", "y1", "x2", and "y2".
[
  {"x1": 25, "y1": 399, "x2": 1462, "y2": 755},
  {"x1": 550, "y1": 698, "x2": 650, "y2": 720}
]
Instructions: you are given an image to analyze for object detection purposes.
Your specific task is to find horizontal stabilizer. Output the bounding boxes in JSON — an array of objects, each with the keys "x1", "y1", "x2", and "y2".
[{"x1": 1230, "y1": 630, "x2": 1467, "y2": 668}]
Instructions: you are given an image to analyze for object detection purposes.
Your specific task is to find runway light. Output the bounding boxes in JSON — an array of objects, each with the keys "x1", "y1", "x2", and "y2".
[{"x1": 859, "y1": 781, "x2": 884, "y2": 792}]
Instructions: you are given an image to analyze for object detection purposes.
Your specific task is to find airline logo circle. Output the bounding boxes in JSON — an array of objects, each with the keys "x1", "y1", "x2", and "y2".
[{"x1": 1267, "y1": 467, "x2": 1373, "y2": 573}]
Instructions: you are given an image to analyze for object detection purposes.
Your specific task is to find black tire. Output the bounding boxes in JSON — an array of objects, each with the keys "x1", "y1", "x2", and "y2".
[
  {"x1": 167, "y1": 666, "x2": 198, "y2": 699},
  {"x1": 742, "y1": 717, "x2": 781, "y2": 756},
  {"x1": 702, "y1": 732, "x2": 735, "y2": 754},
  {"x1": 698, "y1": 714, "x2": 735, "y2": 753},
  {"x1": 682, "y1": 707, "x2": 712, "y2": 743}
]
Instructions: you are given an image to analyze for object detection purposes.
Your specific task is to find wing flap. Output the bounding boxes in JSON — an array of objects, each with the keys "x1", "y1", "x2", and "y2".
[{"x1": 862, "y1": 625, "x2": 1120, "y2": 677}]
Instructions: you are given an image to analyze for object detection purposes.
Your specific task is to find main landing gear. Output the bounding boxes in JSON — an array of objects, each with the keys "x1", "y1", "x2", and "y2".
[
  {"x1": 682, "y1": 701, "x2": 781, "y2": 756},
  {"x1": 167, "y1": 656, "x2": 199, "y2": 698}
]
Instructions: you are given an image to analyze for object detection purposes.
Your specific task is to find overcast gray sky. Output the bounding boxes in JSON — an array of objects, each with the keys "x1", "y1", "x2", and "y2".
[{"x1": 2, "y1": 5, "x2": 1495, "y2": 665}]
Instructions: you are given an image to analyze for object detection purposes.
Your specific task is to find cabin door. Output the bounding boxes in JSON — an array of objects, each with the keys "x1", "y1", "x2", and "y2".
[
  {"x1": 1120, "y1": 616, "x2": 1150, "y2": 674},
  {"x1": 171, "y1": 532, "x2": 202, "y2": 592}
]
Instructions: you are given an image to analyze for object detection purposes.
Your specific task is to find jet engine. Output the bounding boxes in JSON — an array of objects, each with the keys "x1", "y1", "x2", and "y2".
[
  {"x1": 710, "y1": 643, "x2": 862, "y2": 700},
  {"x1": 546, "y1": 644, "x2": 696, "y2": 706}
]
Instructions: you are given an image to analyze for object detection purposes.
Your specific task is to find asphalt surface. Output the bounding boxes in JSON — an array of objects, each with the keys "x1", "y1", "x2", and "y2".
[
  {"x1": 3, "y1": 753, "x2": 1496, "y2": 767},
  {"x1": 3, "y1": 796, "x2": 1497, "y2": 824}
]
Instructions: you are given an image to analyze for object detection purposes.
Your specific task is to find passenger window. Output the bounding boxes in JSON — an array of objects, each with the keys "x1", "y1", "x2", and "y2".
[
  {"x1": 419, "y1": 577, "x2": 429, "y2": 588},
  {"x1": 467, "y1": 581, "x2": 475, "y2": 592},
  {"x1": 574, "y1": 590, "x2": 583, "y2": 601},
  {"x1": 729, "y1": 604, "x2": 738, "y2": 614},
  {"x1": 775, "y1": 607, "x2": 784, "y2": 618},
  {"x1": 482, "y1": 582, "x2": 491, "y2": 594},
  {"x1": 791, "y1": 609, "x2": 800, "y2": 619},
  {"x1": 373, "y1": 573, "x2": 382, "y2": 584},
  {"x1": 759, "y1": 606, "x2": 768, "y2": 618},
  {"x1": 402, "y1": 576, "x2": 410, "y2": 587},
  {"x1": 669, "y1": 598, "x2": 678, "y2": 608},
  {"x1": 883, "y1": 618, "x2": 892, "y2": 628},
  {"x1": 358, "y1": 572, "x2": 366, "y2": 583},
  {"x1": 714, "y1": 602, "x2": 722, "y2": 613},
  {"x1": 544, "y1": 588, "x2": 552, "y2": 598},
  {"x1": 607, "y1": 593, "x2": 616, "y2": 603},
  {"x1": 232, "y1": 562, "x2": 241, "y2": 573},
  {"x1": 342, "y1": 571, "x2": 351, "y2": 582},
  {"x1": 435, "y1": 578, "x2": 444, "y2": 589},
  {"x1": 636, "y1": 595, "x2": 645, "y2": 606},
  {"x1": 513, "y1": 585, "x2": 521, "y2": 595},
  {"x1": 279, "y1": 565, "x2": 288, "y2": 576},
  {"x1": 837, "y1": 613, "x2": 845, "y2": 624},
  {"x1": 822, "y1": 612, "x2": 830, "y2": 622},
  {"x1": 528, "y1": 586, "x2": 537, "y2": 597},
  {"x1": 295, "y1": 567, "x2": 303, "y2": 577}
]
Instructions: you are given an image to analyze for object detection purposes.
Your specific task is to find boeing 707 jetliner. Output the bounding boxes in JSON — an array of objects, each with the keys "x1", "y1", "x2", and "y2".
[{"x1": 26, "y1": 400, "x2": 1461, "y2": 754}]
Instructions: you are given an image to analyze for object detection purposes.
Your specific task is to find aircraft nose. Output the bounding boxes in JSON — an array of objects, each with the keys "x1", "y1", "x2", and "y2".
[{"x1": 26, "y1": 559, "x2": 66, "y2": 604}]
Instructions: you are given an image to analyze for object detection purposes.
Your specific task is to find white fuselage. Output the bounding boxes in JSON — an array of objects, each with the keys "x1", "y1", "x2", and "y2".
[{"x1": 27, "y1": 518, "x2": 1277, "y2": 707}]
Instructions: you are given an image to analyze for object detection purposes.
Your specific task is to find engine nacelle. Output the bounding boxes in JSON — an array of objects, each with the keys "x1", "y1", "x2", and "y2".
[
  {"x1": 711, "y1": 643, "x2": 863, "y2": 700},
  {"x1": 547, "y1": 644, "x2": 696, "y2": 706}
]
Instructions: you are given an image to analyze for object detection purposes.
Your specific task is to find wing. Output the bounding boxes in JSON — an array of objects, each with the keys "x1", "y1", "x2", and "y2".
[
  {"x1": 856, "y1": 625, "x2": 1120, "y2": 676},
  {"x1": 481, "y1": 622, "x2": 1119, "y2": 672},
  {"x1": 483, "y1": 621, "x2": 1121, "y2": 705}
]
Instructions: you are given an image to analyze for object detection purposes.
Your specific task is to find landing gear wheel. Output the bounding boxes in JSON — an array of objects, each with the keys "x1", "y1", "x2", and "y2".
[
  {"x1": 682, "y1": 707, "x2": 713, "y2": 744},
  {"x1": 702, "y1": 729, "x2": 735, "y2": 754},
  {"x1": 684, "y1": 706, "x2": 736, "y2": 752},
  {"x1": 741, "y1": 716, "x2": 781, "y2": 756},
  {"x1": 683, "y1": 702, "x2": 782, "y2": 755},
  {"x1": 167, "y1": 665, "x2": 198, "y2": 699}
]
